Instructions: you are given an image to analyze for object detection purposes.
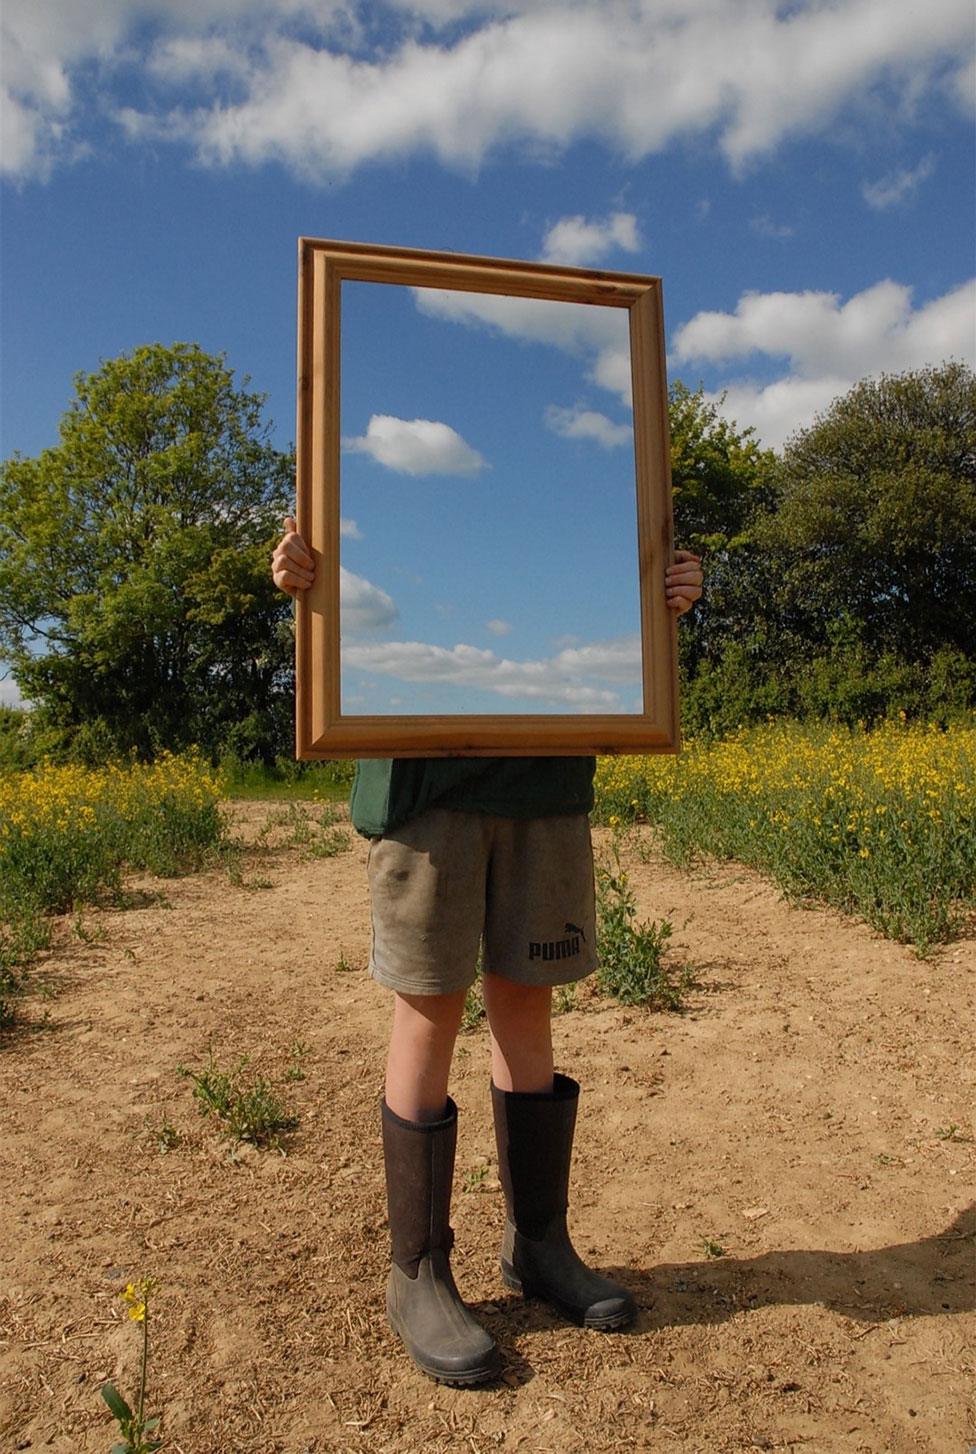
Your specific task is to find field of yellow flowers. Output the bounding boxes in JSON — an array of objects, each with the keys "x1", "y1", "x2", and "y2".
[
  {"x1": 0, "y1": 750, "x2": 225, "y2": 1022},
  {"x1": 594, "y1": 717, "x2": 976, "y2": 954}
]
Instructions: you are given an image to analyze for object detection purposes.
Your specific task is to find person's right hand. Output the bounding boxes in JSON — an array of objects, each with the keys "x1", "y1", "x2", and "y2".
[{"x1": 271, "y1": 515, "x2": 315, "y2": 596}]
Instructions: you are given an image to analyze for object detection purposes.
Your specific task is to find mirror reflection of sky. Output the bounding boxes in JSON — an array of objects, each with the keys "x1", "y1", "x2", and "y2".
[{"x1": 339, "y1": 279, "x2": 644, "y2": 716}]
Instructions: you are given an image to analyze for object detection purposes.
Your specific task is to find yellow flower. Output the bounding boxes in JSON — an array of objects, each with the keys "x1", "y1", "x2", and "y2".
[{"x1": 121, "y1": 1276, "x2": 156, "y2": 1322}]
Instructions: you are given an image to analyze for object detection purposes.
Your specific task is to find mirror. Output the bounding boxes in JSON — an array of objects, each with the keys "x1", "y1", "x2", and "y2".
[
  {"x1": 295, "y1": 239, "x2": 678, "y2": 757},
  {"x1": 339, "y1": 281, "x2": 642, "y2": 716}
]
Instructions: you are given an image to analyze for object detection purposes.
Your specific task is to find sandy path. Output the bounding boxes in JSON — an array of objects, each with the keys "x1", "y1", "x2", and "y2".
[{"x1": 1, "y1": 803, "x2": 972, "y2": 1453}]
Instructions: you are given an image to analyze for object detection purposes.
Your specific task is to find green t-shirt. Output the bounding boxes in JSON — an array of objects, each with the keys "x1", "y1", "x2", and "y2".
[{"x1": 349, "y1": 756, "x2": 596, "y2": 837}]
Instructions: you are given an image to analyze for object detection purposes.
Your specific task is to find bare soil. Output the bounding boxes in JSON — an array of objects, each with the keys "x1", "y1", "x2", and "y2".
[{"x1": 1, "y1": 802, "x2": 973, "y2": 1454}]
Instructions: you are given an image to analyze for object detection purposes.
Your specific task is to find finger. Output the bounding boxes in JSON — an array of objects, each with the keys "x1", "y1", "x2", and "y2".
[
  {"x1": 275, "y1": 536, "x2": 314, "y2": 570},
  {"x1": 666, "y1": 568, "x2": 703, "y2": 588},
  {"x1": 672, "y1": 549, "x2": 702, "y2": 564},
  {"x1": 274, "y1": 569, "x2": 312, "y2": 592},
  {"x1": 284, "y1": 514, "x2": 297, "y2": 533},
  {"x1": 284, "y1": 541, "x2": 315, "y2": 570},
  {"x1": 666, "y1": 561, "x2": 702, "y2": 578},
  {"x1": 667, "y1": 580, "x2": 702, "y2": 597},
  {"x1": 273, "y1": 555, "x2": 314, "y2": 583},
  {"x1": 667, "y1": 584, "x2": 702, "y2": 605}
]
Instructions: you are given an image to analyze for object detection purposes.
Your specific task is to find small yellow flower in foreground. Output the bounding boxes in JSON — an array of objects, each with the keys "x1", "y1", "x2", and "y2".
[{"x1": 121, "y1": 1276, "x2": 157, "y2": 1322}]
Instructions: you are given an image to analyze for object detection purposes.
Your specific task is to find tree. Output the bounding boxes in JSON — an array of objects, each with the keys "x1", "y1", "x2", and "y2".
[
  {"x1": 675, "y1": 364, "x2": 976, "y2": 735},
  {"x1": 757, "y1": 362, "x2": 976, "y2": 665},
  {"x1": 667, "y1": 382, "x2": 779, "y2": 693},
  {"x1": 0, "y1": 343, "x2": 295, "y2": 764}
]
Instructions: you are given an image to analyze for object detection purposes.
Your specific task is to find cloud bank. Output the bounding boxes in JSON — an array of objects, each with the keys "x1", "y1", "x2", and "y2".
[
  {"x1": 344, "y1": 631, "x2": 642, "y2": 709},
  {"x1": 672, "y1": 277, "x2": 976, "y2": 448},
  {"x1": 3, "y1": 0, "x2": 972, "y2": 181}
]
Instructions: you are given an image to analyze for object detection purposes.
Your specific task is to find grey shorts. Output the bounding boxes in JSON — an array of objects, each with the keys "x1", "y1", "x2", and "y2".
[{"x1": 367, "y1": 808, "x2": 597, "y2": 996}]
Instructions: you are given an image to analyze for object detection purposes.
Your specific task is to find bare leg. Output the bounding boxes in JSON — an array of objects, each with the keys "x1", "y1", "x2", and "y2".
[
  {"x1": 483, "y1": 974, "x2": 554, "y2": 1093},
  {"x1": 385, "y1": 988, "x2": 467, "y2": 1122}
]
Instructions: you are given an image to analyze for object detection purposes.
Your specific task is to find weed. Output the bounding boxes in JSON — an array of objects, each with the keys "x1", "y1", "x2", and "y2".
[
  {"x1": 461, "y1": 977, "x2": 486, "y2": 1032},
  {"x1": 595, "y1": 843, "x2": 688, "y2": 1010},
  {"x1": 177, "y1": 1050, "x2": 298, "y2": 1148},
  {"x1": 154, "y1": 1119, "x2": 182, "y2": 1153},
  {"x1": 285, "y1": 1040, "x2": 312, "y2": 1082},
  {"x1": 101, "y1": 1277, "x2": 163, "y2": 1453},
  {"x1": 553, "y1": 981, "x2": 578, "y2": 1015},
  {"x1": 462, "y1": 1164, "x2": 490, "y2": 1193},
  {"x1": 72, "y1": 908, "x2": 108, "y2": 945},
  {"x1": 702, "y1": 1238, "x2": 726, "y2": 1258},
  {"x1": 255, "y1": 801, "x2": 350, "y2": 859},
  {"x1": 335, "y1": 950, "x2": 356, "y2": 973},
  {"x1": 935, "y1": 1123, "x2": 970, "y2": 1142}
]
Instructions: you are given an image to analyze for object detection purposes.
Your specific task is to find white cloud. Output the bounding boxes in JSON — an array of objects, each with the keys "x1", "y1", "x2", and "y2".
[
  {"x1": 3, "y1": 1, "x2": 972, "y2": 181},
  {"x1": 339, "y1": 565, "x2": 397, "y2": 633},
  {"x1": 486, "y1": 618, "x2": 512, "y2": 636},
  {"x1": 343, "y1": 414, "x2": 486, "y2": 476},
  {"x1": 947, "y1": 52, "x2": 975, "y2": 114},
  {"x1": 862, "y1": 153, "x2": 935, "y2": 209},
  {"x1": 750, "y1": 213, "x2": 795, "y2": 240},
  {"x1": 545, "y1": 403, "x2": 632, "y2": 448},
  {"x1": 413, "y1": 286, "x2": 633, "y2": 405},
  {"x1": 344, "y1": 631, "x2": 643, "y2": 708},
  {"x1": 340, "y1": 516, "x2": 362, "y2": 539},
  {"x1": 672, "y1": 277, "x2": 976, "y2": 448},
  {"x1": 541, "y1": 210, "x2": 640, "y2": 266}
]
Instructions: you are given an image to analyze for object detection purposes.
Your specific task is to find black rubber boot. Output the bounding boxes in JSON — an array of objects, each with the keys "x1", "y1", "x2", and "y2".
[
  {"x1": 381, "y1": 1097, "x2": 501, "y2": 1386},
  {"x1": 491, "y1": 1073, "x2": 637, "y2": 1330}
]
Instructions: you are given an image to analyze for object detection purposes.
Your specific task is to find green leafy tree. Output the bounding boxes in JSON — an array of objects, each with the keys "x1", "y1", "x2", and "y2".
[
  {"x1": 0, "y1": 343, "x2": 295, "y2": 764},
  {"x1": 667, "y1": 382, "x2": 779, "y2": 696},
  {"x1": 683, "y1": 363, "x2": 976, "y2": 734},
  {"x1": 759, "y1": 362, "x2": 976, "y2": 664}
]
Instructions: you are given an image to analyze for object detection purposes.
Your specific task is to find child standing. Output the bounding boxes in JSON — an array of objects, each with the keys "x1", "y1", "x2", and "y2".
[{"x1": 272, "y1": 516, "x2": 702, "y2": 1384}]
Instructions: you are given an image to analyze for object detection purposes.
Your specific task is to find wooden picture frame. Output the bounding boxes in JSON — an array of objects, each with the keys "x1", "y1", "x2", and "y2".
[{"x1": 295, "y1": 237, "x2": 679, "y2": 758}]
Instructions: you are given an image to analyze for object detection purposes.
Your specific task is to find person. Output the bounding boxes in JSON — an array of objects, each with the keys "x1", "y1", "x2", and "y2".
[{"x1": 272, "y1": 515, "x2": 703, "y2": 1385}]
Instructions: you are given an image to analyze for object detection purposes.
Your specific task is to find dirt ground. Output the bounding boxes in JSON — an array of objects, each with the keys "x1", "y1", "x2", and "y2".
[{"x1": 1, "y1": 801, "x2": 973, "y2": 1454}]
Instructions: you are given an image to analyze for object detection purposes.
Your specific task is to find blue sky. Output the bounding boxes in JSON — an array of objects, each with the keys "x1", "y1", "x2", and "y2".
[{"x1": 1, "y1": 0, "x2": 973, "y2": 712}]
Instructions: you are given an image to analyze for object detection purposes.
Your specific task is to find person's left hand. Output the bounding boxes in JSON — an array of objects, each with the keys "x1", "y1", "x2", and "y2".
[{"x1": 666, "y1": 550, "x2": 703, "y2": 615}]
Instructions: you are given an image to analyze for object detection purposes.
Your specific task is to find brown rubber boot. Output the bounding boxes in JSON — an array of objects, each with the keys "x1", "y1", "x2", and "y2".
[
  {"x1": 491, "y1": 1073, "x2": 637, "y2": 1330},
  {"x1": 381, "y1": 1097, "x2": 501, "y2": 1385}
]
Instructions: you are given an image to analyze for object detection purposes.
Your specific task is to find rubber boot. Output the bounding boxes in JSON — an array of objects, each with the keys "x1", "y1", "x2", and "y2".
[
  {"x1": 491, "y1": 1073, "x2": 637, "y2": 1330},
  {"x1": 381, "y1": 1097, "x2": 501, "y2": 1385}
]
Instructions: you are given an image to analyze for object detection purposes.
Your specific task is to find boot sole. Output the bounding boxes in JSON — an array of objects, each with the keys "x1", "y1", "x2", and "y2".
[
  {"x1": 501, "y1": 1263, "x2": 636, "y2": 1331},
  {"x1": 387, "y1": 1308, "x2": 502, "y2": 1387}
]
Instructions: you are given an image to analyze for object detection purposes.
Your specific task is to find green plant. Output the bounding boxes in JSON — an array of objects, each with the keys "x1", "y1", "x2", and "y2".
[
  {"x1": 154, "y1": 1119, "x2": 181, "y2": 1153},
  {"x1": 462, "y1": 1163, "x2": 490, "y2": 1193},
  {"x1": 553, "y1": 981, "x2": 578, "y2": 1014},
  {"x1": 935, "y1": 1123, "x2": 970, "y2": 1142},
  {"x1": 595, "y1": 845, "x2": 687, "y2": 1010},
  {"x1": 255, "y1": 800, "x2": 350, "y2": 858},
  {"x1": 101, "y1": 1278, "x2": 163, "y2": 1452},
  {"x1": 285, "y1": 1039, "x2": 311, "y2": 1081},
  {"x1": 461, "y1": 976, "x2": 486, "y2": 1032},
  {"x1": 177, "y1": 1051, "x2": 298, "y2": 1147},
  {"x1": 702, "y1": 1238, "x2": 726, "y2": 1258}
]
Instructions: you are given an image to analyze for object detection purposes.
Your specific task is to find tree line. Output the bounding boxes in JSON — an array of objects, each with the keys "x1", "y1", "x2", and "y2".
[{"x1": 0, "y1": 343, "x2": 972, "y2": 769}]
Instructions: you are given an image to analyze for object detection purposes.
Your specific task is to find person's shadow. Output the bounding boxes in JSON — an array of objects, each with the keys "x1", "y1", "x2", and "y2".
[{"x1": 474, "y1": 1205, "x2": 974, "y2": 1381}]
